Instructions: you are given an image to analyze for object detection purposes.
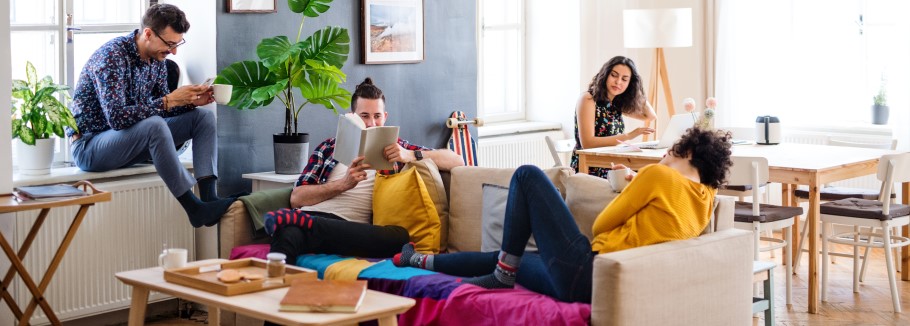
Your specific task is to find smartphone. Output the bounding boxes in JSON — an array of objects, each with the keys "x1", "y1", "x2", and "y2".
[{"x1": 201, "y1": 77, "x2": 215, "y2": 87}]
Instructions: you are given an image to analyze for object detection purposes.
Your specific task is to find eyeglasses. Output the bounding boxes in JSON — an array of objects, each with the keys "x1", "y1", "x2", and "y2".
[{"x1": 152, "y1": 29, "x2": 186, "y2": 50}]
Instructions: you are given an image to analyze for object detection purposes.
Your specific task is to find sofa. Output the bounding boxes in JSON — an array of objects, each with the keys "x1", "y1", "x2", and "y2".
[{"x1": 217, "y1": 165, "x2": 754, "y2": 326}]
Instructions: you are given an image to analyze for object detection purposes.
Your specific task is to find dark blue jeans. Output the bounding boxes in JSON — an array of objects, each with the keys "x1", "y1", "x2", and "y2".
[{"x1": 434, "y1": 165, "x2": 595, "y2": 303}]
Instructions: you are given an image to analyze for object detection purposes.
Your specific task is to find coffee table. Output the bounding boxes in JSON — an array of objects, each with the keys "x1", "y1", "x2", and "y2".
[{"x1": 115, "y1": 259, "x2": 415, "y2": 326}]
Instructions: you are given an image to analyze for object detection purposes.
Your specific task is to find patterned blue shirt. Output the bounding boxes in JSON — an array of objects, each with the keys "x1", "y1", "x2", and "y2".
[{"x1": 67, "y1": 30, "x2": 193, "y2": 137}]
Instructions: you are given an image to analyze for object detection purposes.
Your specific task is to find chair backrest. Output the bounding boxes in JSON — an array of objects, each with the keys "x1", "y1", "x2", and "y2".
[
  {"x1": 828, "y1": 138, "x2": 898, "y2": 150},
  {"x1": 726, "y1": 156, "x2": 770, "y2": 216},
  {"x1": 877, "y1": 153, "x2": 910, "y2": 214},
  {"x1": 544, "y1": 135, "x2": 562, "y2": 167}
]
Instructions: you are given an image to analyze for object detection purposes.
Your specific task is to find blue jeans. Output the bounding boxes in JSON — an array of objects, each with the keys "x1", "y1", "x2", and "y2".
[
  {"x1": 434, "y1": 165, "x2": 595, "y2": 303},
  {"x1": 71, "y1": 108, "x2": 217, "y2": 196}
]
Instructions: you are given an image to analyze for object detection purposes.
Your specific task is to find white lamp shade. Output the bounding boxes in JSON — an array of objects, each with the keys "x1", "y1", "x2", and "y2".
[{"x1": 623, "y1": 8, "x2": 693, "y2": 48}]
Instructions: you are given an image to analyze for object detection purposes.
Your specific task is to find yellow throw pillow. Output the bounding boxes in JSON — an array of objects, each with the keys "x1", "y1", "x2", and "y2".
[{"x1": 373, "y1": 166, "x2": 442, "y2": 254}]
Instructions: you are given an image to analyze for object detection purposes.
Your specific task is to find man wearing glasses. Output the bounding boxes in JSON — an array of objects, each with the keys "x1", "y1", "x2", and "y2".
[{"x1": 66, "y1": 4, "x2": 232, "y2": 228}]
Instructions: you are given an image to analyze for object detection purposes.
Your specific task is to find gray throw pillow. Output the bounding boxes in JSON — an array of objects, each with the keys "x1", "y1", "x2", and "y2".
[{"x1": 480, "y1": 184, "x2": 538, "y2": 252}]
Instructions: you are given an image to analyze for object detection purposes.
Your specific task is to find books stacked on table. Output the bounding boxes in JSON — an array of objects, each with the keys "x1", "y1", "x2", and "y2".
[
  {"x1": 279, "y1": 279, "x2": 368, "y2": 313},
  {"x1": 13, "y1": 184, "x2": 88, "y2": 202}
]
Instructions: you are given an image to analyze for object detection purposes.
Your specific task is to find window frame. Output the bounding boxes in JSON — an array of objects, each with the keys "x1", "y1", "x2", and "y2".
[{"x1": 477, "y1": 0, "x2": 527, "y2": 123}]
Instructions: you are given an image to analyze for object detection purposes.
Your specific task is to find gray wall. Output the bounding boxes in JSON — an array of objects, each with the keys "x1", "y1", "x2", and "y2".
[{"x1": 215, "y1": 1, "x2": 477, "y2": 194}]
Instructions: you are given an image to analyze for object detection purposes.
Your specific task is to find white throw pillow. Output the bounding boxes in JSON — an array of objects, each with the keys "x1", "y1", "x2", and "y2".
[{"x1": 480, "y1": 184, "x2": 538, "y2": 252}]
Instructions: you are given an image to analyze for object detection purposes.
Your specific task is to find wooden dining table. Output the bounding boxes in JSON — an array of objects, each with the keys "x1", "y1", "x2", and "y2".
[{"x1": 576, "y1": 142, "x2": 909, "y2": 314}]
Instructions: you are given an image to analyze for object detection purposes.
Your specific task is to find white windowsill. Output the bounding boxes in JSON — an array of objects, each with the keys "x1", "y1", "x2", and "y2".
[
  {"x1": 13, "y1": 161, "x2": 194, "y2": 187},
  {"x1": 477, "y1": 120, "x2": 562, "y2": 138}
]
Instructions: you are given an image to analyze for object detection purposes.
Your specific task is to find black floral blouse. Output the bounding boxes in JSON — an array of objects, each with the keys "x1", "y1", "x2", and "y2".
[{"x1": 570, "y1": 99, "x2": 624, "y2": 178}]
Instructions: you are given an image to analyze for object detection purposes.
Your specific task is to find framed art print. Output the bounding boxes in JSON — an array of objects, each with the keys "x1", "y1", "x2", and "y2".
[
  {"x1": 362, "y1": 0, "x2": 425, "y2": 64},
  {"x1": 227, "y1": 0, "x2": 277, "y2": 13}
]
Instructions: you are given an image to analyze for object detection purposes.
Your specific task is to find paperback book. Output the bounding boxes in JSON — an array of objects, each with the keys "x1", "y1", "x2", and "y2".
[
  {"x1": 334, "y1": 113, "x2": 399, "y2": 170},
  {"x1": 279, "y1": 279, "x2": 368, "y2": 313}
]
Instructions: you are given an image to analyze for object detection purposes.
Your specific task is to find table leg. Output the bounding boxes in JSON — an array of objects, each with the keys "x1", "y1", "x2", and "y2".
[
  {"x1": 210, "y1": 306, "x2": 221, "y2": 326},
  {"x1": 0, "y1": 208, "x2": 50, "y2": 319},
  {"x1": 902, "y1": 182, "x2": 909, "y2": 281},
  {"x1": 806, "y1": 180, "x2": 820, "y2": 314},
  {"x1": 579, "y1": 154, "x2": 588, "y2": 175},
  {"x1": 0, "y1": 225, "x2": 48, "y2": 321},
  {"x1": 128, "y1": 286, "x2": 150, "y2": 326},
  {"x1": 21, "y1": 205, "x2": 91, "y2": 324},
  {"x1": 377, "y1": 315, "x2": 399, "y2": 326}
]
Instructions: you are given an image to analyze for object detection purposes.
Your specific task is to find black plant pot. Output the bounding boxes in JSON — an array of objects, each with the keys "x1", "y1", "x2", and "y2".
[
  {"x1": 872, "y1": 104, "x2": 889, "y2": 125},
  {"x1": 273, "y1": 133, "x2": 309, "y2": 175}
]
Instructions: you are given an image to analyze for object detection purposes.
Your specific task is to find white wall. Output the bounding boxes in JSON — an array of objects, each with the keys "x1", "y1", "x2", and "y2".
[
  {"x1": 579, "y1": 0, "x2": 706, "y2": 133},
  {"x1": 160, "y1": 0, "x2": 219, "y2": 260},
  {"x1": 526, "y1": 1, "x2": 582, "y2": 139}
]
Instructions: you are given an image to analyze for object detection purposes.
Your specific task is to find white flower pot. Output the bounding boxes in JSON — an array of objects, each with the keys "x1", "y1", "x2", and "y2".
[{"x1": 16, "y1": 138, "x2": 56, "y2": 175}]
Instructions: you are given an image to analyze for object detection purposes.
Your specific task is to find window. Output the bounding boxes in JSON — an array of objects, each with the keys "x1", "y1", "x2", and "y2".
[
  {"x1": 9, "y1": 0, "x2": 145, "y2": 169},
  {"x1": 477, "y1": 0, "x2": 525, "y2": 123},
  {"x1": 715, "y1": 0, "x2": 910, "y2": 129}
]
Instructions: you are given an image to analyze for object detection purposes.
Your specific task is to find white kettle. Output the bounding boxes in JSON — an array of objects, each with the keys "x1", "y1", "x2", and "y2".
[{"x1": 755, "y1": 116, "x2": 781, "y2": 145}]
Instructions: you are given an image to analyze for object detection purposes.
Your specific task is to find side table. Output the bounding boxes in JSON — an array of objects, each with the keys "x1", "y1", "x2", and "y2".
[
  {"x1": 0, "y1": 181, "x2": 111, "y2": 325},
  {"x1": 242, "y1": 171, "x2": 300, "y2": 192}
]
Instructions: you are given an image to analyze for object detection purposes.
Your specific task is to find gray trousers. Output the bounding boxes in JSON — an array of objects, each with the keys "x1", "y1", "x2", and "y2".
[{"x1": 71, "y1": 108, "x2": 217, "y2": 196}]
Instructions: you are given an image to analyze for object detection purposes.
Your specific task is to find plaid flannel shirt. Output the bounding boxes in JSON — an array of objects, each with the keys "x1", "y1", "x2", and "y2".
[{"x1": 296, "y1": 137, "x2": 430, "y2": 186}]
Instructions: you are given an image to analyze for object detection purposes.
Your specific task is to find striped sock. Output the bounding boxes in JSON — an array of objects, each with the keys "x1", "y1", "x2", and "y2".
[
  {"x1": 393, "y1": 243, "x2": 434, "y2": 270},
  {"x1": 263, "y1": 208, "x2": 315, "y2": 236},
  {"x1": 463, "y1": 261, "x2": 517, "y2": 289}
]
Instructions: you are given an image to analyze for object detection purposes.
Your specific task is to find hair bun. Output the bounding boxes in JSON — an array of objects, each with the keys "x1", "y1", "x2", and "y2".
[{"x1": 357, "y1": 78, "x2": 374, "y2": 89}]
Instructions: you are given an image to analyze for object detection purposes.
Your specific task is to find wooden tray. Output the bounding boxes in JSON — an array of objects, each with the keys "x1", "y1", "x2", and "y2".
[{"x1": 164, "y1": 258, "x2": 316, "y2": 296}]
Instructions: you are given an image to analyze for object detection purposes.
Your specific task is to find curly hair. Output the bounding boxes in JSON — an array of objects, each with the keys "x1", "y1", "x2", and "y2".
[
  {"x1": 587, "y1": 56, "x2": 646, "y2": 115},
  {"x1": 143, "y1": 4, "x2": 190, "y2": 34},
  {"x1": 351, "y1": 77, "x2": 386, "y2": 113},
  {"x1": 668, "y1": 128, "x2": 733, "y2": 188}
]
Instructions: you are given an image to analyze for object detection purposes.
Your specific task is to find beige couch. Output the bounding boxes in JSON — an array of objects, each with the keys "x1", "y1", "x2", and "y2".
[{"x1": 218, "y1": 166, "x2": 754, "y2": 325}]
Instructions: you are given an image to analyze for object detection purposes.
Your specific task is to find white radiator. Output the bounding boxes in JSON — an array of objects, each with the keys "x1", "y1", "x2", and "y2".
[
  {"x1": 11, "y1": 174, "x2": 194, "y2": 325},
  {"x1": 477, "y1": 130, "x2": 566, "y2": 169},
  {"x1": 783, "y1": 127, "x2": 894, "y2": 191}
]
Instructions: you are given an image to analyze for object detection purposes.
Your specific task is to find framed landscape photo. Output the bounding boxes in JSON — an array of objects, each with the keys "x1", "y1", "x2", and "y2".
[
  {"x1": 362, "y1": 0, "x2": 425, "y2": 64},
  {"x1": 227, "y1": 0, "x2": 277, "y2": 13}
]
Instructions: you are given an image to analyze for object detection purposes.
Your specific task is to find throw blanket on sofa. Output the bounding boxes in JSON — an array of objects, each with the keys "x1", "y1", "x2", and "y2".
[{"x1": 230, "y1": 244, "x2": 591, "y2": 326}]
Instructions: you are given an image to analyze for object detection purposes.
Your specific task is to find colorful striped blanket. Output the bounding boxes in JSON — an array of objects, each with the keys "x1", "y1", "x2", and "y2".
[{"x1": 230, "y1": 244, "x2": 591, "y2": 325}]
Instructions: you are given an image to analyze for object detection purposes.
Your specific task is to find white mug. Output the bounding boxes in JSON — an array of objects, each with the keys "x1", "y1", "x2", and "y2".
[
  {"x1": 213, "y1": 84, "x2": 233, "y2": 105},
  {"x1": 159, "y1": 248, "x2": 188, "y2": 269},
  {"x1": 608, "y1": 167, "x2": 632, "y2": 192}
]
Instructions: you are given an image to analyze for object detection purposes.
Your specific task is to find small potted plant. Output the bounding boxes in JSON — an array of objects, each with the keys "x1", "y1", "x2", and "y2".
[
  {"x1": 10, "y1": 61, "x2": 78, "y2": 175},
  {"x1": 216, "y1": 0, "x2": 351, "y2": 174},
  {"x1": 872, "y1": 78, "x2": 888, "y2": 125}
]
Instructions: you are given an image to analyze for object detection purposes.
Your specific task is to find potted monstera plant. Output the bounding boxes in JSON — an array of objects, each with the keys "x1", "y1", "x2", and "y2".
[
  {"x1": 11, "y1": 61, "x2": 78, "y2": 175},
  {"x1": 215, "y1": 0, "x2": 351, "y2": 174}
]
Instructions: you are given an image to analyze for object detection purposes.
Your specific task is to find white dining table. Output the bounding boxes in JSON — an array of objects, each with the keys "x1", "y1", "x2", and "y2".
[{"x1": 577, "y1": 142, "x2": 909, "y2": 314}]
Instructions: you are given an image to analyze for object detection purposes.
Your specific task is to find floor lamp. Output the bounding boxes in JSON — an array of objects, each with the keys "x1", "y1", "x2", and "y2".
[{"x1": 623, "y1": 8, "x2": 692, "y2": 140}]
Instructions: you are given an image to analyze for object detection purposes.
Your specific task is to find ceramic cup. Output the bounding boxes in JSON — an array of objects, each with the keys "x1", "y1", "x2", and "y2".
[
  {"x1": 213, "y1": 84, "x2": 233, "y2": 105},
  {"x1": 607, "y1": 167, "x2": 633, "y2": 192},
  {"x1": 158, "y1": 248, "x2": 188, "y2": 269}
]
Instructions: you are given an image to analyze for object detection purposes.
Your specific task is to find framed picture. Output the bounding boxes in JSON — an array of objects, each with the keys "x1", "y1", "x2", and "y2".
[
  {"x1": 227, "y1": 0, "x2": 277, "y2": 13},
  {"x1": 362, "y1": 0, "x2": 425, "y2": 64}
]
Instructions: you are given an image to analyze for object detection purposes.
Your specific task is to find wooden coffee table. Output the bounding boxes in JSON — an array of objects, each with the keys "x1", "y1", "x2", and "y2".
[{"x1": 115, "y1": 259, "x2": 415, "y2": 326}]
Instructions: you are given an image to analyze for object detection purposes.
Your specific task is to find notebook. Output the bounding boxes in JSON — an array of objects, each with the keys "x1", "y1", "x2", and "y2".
[{"x1": 631, "y1": 112, "x2": 698, "y2": 149}]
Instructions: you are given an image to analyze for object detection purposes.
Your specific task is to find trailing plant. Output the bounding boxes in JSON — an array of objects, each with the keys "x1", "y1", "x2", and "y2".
[
  {"x1": 10, "y1": 61, "x2": 77, "y2": 145},
  {"x1": 215, "y1": 0, "x2": 351, "y2": 135}
]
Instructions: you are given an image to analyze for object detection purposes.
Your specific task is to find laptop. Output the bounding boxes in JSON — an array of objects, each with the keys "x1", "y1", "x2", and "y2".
[{"x1": 631, "y1": 112, "x2": 698, "y2": 149}]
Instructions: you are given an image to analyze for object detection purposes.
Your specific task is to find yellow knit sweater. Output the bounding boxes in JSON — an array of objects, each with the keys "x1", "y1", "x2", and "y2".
[{"x1": 591, "y1": 164, "x2": 716, "y2": 254}]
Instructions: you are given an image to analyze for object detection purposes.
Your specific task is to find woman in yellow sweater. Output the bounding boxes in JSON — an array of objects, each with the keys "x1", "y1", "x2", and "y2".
[{"x1": 393, "y1": 128, "x2": 733, "y2": 303}]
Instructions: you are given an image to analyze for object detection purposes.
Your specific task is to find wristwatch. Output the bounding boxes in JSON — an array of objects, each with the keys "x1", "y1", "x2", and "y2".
[{"x1": 414, "y1": 150, "x2": 424, "y2": 161}]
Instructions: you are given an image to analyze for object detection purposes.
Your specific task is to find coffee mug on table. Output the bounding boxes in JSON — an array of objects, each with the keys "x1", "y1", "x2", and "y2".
[
  {"x1": 213, "y1": 84, "x2": 233, "y2": 105},
  {"x1": 608, "y1": 167, "x2": 632, "y2": 192},
  {"x1": 159, "y1": 248, "x2": 188, "y2": 269}
]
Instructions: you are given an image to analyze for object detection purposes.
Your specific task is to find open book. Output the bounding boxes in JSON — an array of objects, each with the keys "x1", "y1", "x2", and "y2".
[
  {"x1": 279, "y1": 279, "x2": 368, "y2": 313},
  {"x1": 333, "y1": 114, "x2": 400, "y2": 170}
]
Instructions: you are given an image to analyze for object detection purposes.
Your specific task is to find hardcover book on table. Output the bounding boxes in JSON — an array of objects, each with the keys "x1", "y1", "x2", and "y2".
[
  {"x1": 279, "y1": 279, "x2": 367, "y2": 313},
  {"x1": 14, "y1": 184, "x2": 87, "y2": 200}
]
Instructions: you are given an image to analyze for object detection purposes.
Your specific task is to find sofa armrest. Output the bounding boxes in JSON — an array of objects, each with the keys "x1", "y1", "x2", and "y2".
[
  {"x1": 218, "y1": 200, "x2": 270, "y2": 258},
  {"x1": 590, "y1": 229, "x2": 753, "y2": 326}
]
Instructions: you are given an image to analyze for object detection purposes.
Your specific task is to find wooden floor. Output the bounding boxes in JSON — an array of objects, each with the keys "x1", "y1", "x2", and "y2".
[{"x1": 757, "y1": 239, "x2": 910, "y2": 326}]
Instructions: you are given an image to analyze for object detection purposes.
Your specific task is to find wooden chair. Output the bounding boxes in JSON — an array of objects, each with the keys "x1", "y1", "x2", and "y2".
[
  {"x1": 820, "y1": 152, "x2": 910, "y2": 313},
  {"x1": 794, "y1": 138, "x2": 898, "y2": 270},
  {"x1": 729, "y1": 156, "x2": 803, "y2": 306},
  {"x1": 544, "y1": 136, "x2": 575, "y2": 168}
]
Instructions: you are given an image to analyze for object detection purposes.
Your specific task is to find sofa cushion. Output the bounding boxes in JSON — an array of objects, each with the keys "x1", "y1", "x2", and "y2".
[
  {"x1": 447, "y1": 166, "x2": 571, "y2": 252},
  {"x1": 564, "y1": 173, "x2": 619, "y2": 241},
  {"x1": 373, "y1": 165, "x2": 442, "y2": 253},
  {"x1": 480, "y1": 184, "x2": 538, "y2": 252},
  {"x1": 410, "y1": 160, "x2": 451, "y2": 252}
]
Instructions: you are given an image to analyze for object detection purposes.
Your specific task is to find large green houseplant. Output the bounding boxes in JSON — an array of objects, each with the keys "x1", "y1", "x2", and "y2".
[
  {"x1": 11, "y1": 61, "x2": 78, "y2": 175},
  {"x1": 215, "y1": 0, "x2": 351, "y2": 174}
]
